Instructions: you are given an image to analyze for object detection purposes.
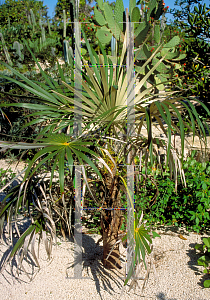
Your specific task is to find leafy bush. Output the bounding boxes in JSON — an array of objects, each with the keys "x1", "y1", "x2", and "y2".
[
  {"x1": 0, "y1": 167, "x2": 16, "y2": 190},
  {"x1": 133, "y1": 151, "x2": 210, "y2": 233},
  {"x1": 172, "y1": 1, "x2": 210, "y2": 102},
  {"x1": 194, "y1": 237, "x2": 210, "y2": 288}
]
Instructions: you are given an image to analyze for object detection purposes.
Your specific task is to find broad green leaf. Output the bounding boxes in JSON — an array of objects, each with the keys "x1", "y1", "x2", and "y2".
[
  {"x1": 164, "y1": 36, "x2": 180, "y2": 48},
  {"x1": 154, "y1": 25, "x2": 160, "y2": 44},
  {"x1": 129, "y1": 0, "x2": 136, "y2": 17},
  {"x1": 132, "y1": 7, "x2": 140, "y2": 23},
  {"x1": 204, "y1": 280, "x2": 210, "y2": 288},
  {"x1": 94, "y1": 6, "x2": 106, "y2": 26},
  {"x1": 104, "y1": 2, "x2": 121, "y2": 40},
  {"x1": 114, "y1": 0, "x2": 124, "y2": 32},
  {"x1": 203, "y1": 238, "x2": 210, "y2": 248}
]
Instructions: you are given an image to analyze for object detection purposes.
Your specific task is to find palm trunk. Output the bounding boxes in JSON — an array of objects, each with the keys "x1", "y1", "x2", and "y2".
[{"x1": 101, "y1": 171, "x2": 123, "y2": 269}]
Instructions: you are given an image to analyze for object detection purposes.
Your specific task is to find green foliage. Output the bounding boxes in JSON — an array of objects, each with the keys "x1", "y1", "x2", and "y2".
[
  {"x1": 0, "y1": 0, "x2": 60, "y2": 67},
  {"x1": 170, "y1": 0, "x2": 210, "y2": 102},
  {"x1": 194, "y1": 237, "x2": 210, "y2": 288},
  {"x1": 0, "y1": 0, "x2": 48, "y2": 26},
  {"x1": 130, "y1": 152, "x2": 210, "y2": 234},
  {"x1": 0, "y1": 167, "x2": 16, "y2": 190}
]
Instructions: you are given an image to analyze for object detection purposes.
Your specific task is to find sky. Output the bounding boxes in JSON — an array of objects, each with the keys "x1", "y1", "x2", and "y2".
[{"x1": 43, "y1": 0, "x2": 181, "y2": 23}]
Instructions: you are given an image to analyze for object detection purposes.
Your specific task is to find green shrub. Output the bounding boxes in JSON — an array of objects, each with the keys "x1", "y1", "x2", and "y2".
[
  {"x1": 194, "y1": 237, "x2": 210, "y2": 288},
  {"x1": 0, "y1": 167, "x2": 16, "y2": 190},
  {"x1": 134, "y1": 151, "x2": 210, "y2": 233}
]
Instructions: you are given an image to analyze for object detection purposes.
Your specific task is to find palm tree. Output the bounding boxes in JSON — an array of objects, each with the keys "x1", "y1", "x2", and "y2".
[{"x1": 0, "y1": 27, "x2": 209, "y2": 288}]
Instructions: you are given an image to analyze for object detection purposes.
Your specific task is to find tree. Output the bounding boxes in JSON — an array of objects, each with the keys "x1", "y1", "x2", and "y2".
[
  {"x1": 0, "y1": 0, "x2": 209, "y2": 290},
  {"x1": 170, "y1": 0, "x2": 210, "y2": 102}
]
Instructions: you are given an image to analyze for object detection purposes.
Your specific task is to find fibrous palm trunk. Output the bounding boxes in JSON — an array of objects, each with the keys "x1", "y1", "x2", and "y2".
[{"x1": 101, "y1": 171, "x2": 123, "y2": 269}]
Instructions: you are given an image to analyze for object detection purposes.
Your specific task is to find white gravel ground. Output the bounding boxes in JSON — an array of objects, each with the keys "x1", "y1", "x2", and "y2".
[
  {"x1": 0, "y1": 220, "x2": 210, "y2": 300},
  {"x1": 1, "y1": 160, "x2": 210, "y2": 299}
]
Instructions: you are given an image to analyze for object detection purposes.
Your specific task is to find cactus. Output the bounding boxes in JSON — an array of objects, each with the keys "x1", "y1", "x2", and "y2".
[
  {"x1": 154, "y1": 25, "x2": 160, "y2": 44},
  {"x1": 111, "y1": 36, "x2": 116, "y2": 56},
  {"x1": 63, "y1": 39, "x2": 76, "y2": 67},
  {"x1": 8, "y1": 16, "x2": 10, "y2": 29},
  {"x1": 28, "y1": 13, "x2": 32, "y2": 26},
  {"x1": 63, "y1": 10, "x2": 66, "y2": 38},
  {"x1": 47, "y1": 19, "x2": 52, "y2": 36},
  {"x1": 63, "y1": 39, "x2": 70, "y2": 63},
  {"x1": 39, "y1": 18, "x2": 42, "y2": 28},
  {"x1": 93, "y1": 0, "x2": 186, "y2": 88},
  {"x1": 41, "y1": 26, "x2": 46, "y2": 44},
  {"x1": 94, "y1": 0, "x2": 159, "y2": 45},
  {"x1": 0, "y1": 32, "x2": 12, "y2": 66},
  {"x1": 51, "y1": 47, "x2": 56, "y2": 56},
  {"x1": 30, "y1": 9, "x2": 36, "y2": 32},
  {"x1": 13, "y1": 41, "x2": 24, "y2": 61},
  {"x1": 96, "y1": 26, "x2": 112, "y2": 46}
]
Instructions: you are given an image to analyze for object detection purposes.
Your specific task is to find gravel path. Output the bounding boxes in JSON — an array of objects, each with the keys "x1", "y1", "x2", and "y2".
[{"x1": 0, "y1": 220, "x2": 210, "y2": 300}]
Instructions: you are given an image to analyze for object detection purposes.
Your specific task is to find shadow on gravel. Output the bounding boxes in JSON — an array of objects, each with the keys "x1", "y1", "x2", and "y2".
[
  {"x1": 66, "y1": 233, "x2": 126, "y2": 300},
  {"x1": 155, "y1": 293, "x2": 177, "y2": 300}
]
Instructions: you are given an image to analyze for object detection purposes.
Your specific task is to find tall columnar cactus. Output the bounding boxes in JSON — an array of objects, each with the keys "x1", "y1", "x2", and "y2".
[
  {"x1": 41, "y1": 26, "x2": 46, "y2": 44},
  {"x1": 63, "y1": 39, "x2": 70, "y2": 64},
  {"x1": 8, "y1": 16, "x2": 10, "y2": 29},
  {"x1": 111, "y1": 36, "x2": 116, "y2": 56},
  {"x1": 51, "y1": 47, "x2": 56, "y2": 56},
  {"x1": 47, "y1": 19, "x2": 52, "y2": 36},
  {"x1": 93, "y1": 0, "x2": 186, "y2": 89},
  {"x1": 27, "y1": 14, "x2": 32, "y2": 26},
  {"x1": 0, "y1": 32, "x2": 12, "y2": 66},
  {"x1": 13, "y1": 41, "x2": 24, "y2": 61},
  {"x1": 40, "y1": 36, "x2": 42, "y2": 51},
  {"x1": 63, "y1": 10, "x2": 66, "y2": 38},
  {"x1": 30, "y1": 9, "x2": 36, "y2": 32}
]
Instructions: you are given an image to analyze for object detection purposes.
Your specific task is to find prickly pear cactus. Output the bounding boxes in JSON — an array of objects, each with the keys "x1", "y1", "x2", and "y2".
[
  {"x1": 93, "y1": 0, "x2": 186, "y2": 88},
  {"x1": 13, "y1": 41, "x2": 24, "y2": 61},
  {"x1": 94, "y1": 0, "x2": 161, "y2": 46},
  {"x1": 0, "y1": 32, "x2": 12, "y2": 66}
]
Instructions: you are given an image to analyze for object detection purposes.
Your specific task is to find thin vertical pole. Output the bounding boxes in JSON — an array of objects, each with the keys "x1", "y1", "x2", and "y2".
[
  {"x1": 67, "y1": 1, "x2": 90, "y2": 280},
  {"x1": 126, "y1": 8, "x2": 135, "y2": 277}
]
